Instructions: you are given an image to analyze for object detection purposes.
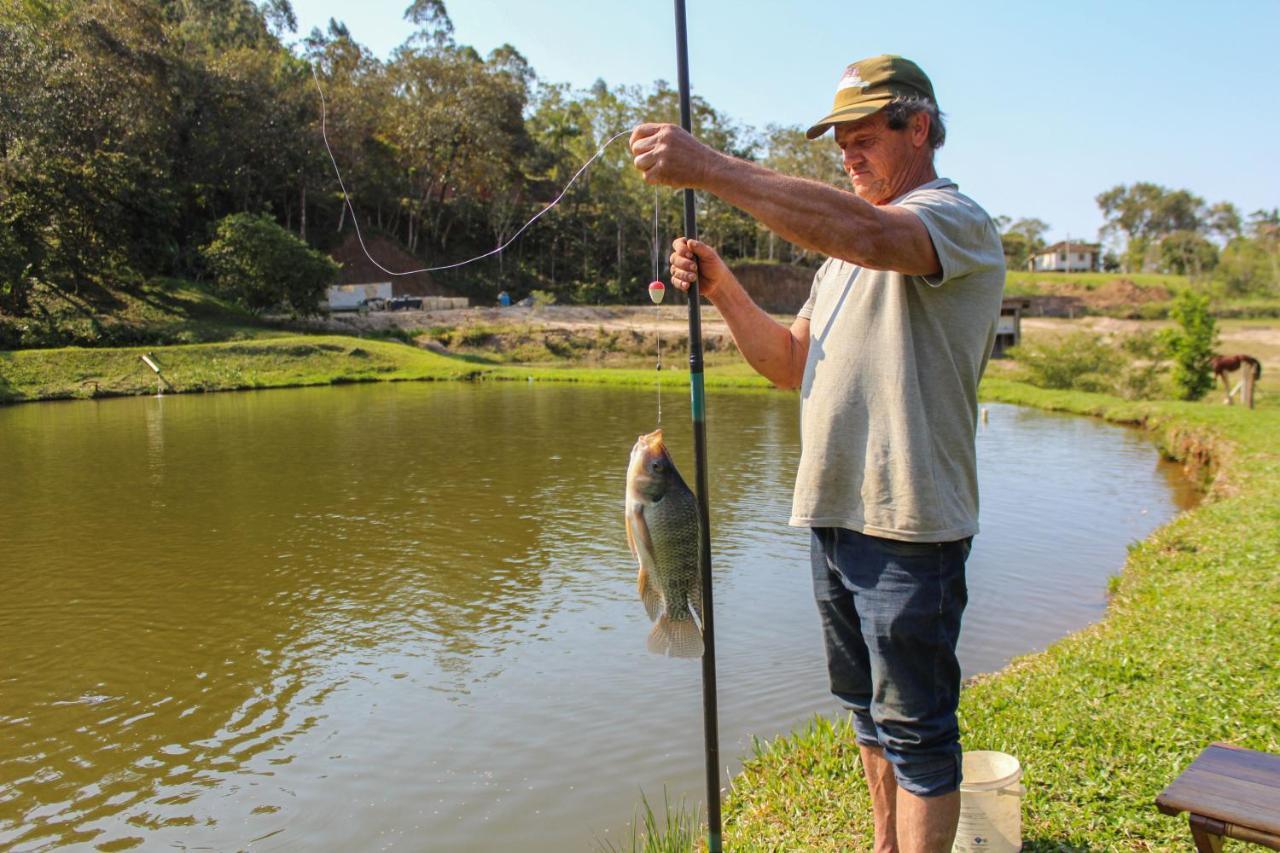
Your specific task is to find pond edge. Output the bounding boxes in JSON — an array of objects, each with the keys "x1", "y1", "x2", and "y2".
[{"x1": 717, "y1": 379, "x2": 1277, "y2": 851}]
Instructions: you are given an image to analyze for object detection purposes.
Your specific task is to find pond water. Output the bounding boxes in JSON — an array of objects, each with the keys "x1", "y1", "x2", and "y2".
[{"x1": 0, "y1": 383, "x2": 1195, "y2": 851}]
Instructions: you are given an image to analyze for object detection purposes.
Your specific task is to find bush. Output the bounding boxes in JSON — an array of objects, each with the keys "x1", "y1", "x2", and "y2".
[
  {"x1": 1165, "y1": 289, "x2": 1217, "y2": 401},
  {"x1": 1115, "y1": 330, "x2": 1169, "y2": 400},
  {"x1": 200, "y1": 213, "x2": 338, "y2": 315},
  {"x1": 1009, "y1": 332, "x2": 1124, "y2": 392}
]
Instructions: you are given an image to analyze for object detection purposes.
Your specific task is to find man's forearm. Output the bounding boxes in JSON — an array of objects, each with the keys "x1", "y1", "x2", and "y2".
[
  {"x1": 703, "y1": 154, "x2": 877, "y2": 258},
  {"x1": 700, "y1": 154, "x2": 937, "y2": 276},
  {"x1": 709, "y1": 276, "x2": 807, "y2": 390}
]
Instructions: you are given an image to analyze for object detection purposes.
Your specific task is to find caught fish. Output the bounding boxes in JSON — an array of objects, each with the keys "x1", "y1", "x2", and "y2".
[{"x1": 624, "y1": 429, "x2": 704, "y2": 658}]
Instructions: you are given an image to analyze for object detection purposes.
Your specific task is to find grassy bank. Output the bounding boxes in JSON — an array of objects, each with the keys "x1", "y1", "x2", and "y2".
[
  {"x1": 0, "y1": 336, "x2": 483, "y2": 402},
  {"x1": 1005, "y1": 270, "x2": 1188, "y2": 293},
  {"x1": 1003, "y1": 271, "x2": 1280, "y2": 318},
  {"x1": 0, "y1": 335, "x2": 774, "y2": 404},
  {"x1": 722, "y1": 380, "x2": 1279, "y2": 851}
]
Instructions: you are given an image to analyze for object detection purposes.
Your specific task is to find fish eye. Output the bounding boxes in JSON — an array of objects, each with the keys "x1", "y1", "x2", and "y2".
[{"x1": 649, "y1": 459, "x2": 666, "y2": 473}]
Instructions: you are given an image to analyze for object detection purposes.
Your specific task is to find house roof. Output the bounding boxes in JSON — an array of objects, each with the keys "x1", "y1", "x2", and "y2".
[
  {"x1": 1039, "y1": 241, "x2": 1101, "y2": 254},
  {"x1": 329, "y1": 233, "x2": 461, "y2": 297}
]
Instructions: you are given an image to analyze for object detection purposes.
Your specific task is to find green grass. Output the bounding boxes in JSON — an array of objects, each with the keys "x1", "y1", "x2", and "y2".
[
  {"x1": 0, "y1": 334, "x2": 776, "y2": 404},
  {"x1": 1005, "y1": 270, "x2": 1189, "y2": 293},
  {"x1": 490, "y1": 360, "x2": 772, "y2": 389},
  {"x1": 722, "y1": 380, "x2": 1280, "y2": 851},
  {"x1": 1003, "y1": 271, "x2": 1280, "y2": 318},
  {"x1": 0, "y1": 335, "x2": 486, "y2": 402},
  {"x1": 597, "y1": 789, "x2": 704, "y2": 853}
]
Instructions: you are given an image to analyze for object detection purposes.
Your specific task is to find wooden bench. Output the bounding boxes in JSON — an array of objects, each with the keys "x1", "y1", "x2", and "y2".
[{"x1": 1156, "y1": 742, "x2": 1280, "y2": 851}]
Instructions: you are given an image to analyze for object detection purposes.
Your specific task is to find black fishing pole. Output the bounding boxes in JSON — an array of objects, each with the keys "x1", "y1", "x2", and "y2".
[{"x1": 671, "y1": 1, "x2": 722, "y2": 850}]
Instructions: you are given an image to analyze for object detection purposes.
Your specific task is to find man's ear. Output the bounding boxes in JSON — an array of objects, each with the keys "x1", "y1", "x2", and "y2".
[{"x1": 911, "y1": 111, "x2": 931, "y2": 148}]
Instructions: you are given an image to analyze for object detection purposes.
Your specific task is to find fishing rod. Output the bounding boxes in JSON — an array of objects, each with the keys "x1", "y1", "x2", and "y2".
[{"x1": 671, "y1": 1, "x2": 723, "y2": 849}]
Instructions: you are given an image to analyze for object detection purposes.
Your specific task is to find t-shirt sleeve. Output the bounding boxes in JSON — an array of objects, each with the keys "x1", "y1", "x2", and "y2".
[
  {"x1": 898, "y1": 190, "x2": 1002, "y2": 287},
  {"x1": 796, "y1": 259, "x2": 832, "y2": 320}
]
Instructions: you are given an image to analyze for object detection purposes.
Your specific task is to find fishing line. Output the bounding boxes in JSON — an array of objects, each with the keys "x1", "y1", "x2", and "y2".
[
  {"x1": 310, "y1": 65, "x2": 630, "y2": 276},
  {"x1": 650, "y1": 185, "x2": 664, "y2": 426}
]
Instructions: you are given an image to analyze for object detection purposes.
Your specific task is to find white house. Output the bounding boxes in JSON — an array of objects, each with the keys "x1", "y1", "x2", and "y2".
[{"x1": 1032, "y1": 241, "x2": 1101, "y2": 273}]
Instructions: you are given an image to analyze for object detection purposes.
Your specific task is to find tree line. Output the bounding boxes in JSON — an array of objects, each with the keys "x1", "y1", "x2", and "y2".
[
  {"x1": 0, "y1": 0, "x2": 844, "y2": 319},
  {"x1": 1, "y1": 0, "x2": 1275, "y2": 325}
]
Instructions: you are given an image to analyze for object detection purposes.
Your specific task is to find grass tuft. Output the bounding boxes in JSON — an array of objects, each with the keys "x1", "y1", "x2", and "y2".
[{"x1": 596, "y1": 788, "x2": 703, "y2": 853}]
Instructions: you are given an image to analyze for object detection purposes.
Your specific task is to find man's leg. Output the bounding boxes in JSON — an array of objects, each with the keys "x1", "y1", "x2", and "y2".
[
  {"x1": 858, "y1": 744, "x2": 899, "y2": 853},
  {"x1": 897, "y1": 788, "x2": 961, "y2": 853},
  {"x1": 812, "y1": 529, "x2": 895, "y2": 849},
  {"x1": 837, "y1": 532, "x2": 970, "y2": 853}
]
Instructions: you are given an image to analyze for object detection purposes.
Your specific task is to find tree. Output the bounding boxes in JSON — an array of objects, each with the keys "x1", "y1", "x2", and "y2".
[
  {"x1": 404, "y1": 0, "x2": 453, "y2": 47},
  {"x1": 0, "y1": 1, "x2": 181, "y2": 296},
  {"x1": 997, "y1": 217, "x2": 1049, "y2": 270},
  {"x1": 201, "y1": 212, "x2": 338, "y2": 313},
  {"x1": 1096, "y1": 183, "x2": 1206, "y2": 272},
  {"x1": 1165, "y1": 289, "x2": 1217, "y2": 401},
  {"x1": 1215, "y1": 208, "x2": 1280, "y2": 296},
  {"x1": 1159, "y1": 230, "x2": 1218, "y2": 279},
  {"x1": 1205, "y1": 201, "x2": 1242, "y2": 242}
]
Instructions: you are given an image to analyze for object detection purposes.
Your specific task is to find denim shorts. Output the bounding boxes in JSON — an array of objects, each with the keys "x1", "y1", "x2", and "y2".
[{"x1": 811, "y1": 526, "x2": 970, "y2": 797}]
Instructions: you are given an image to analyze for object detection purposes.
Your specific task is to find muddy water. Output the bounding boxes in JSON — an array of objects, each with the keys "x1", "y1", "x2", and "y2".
[{"x1": 0, "y1": 384, "x2": 1194, "y2": 851}]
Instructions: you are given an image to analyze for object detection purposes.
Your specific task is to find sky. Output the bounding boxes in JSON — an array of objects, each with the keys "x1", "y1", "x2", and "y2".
[{"x1": 287, "y1": 0, "x2": 1280, "y2": 246}]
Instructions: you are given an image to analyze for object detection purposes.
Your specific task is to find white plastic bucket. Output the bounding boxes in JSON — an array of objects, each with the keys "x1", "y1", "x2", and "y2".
[{"x1": 951, "y1": 751, "x2": 1024, "y2": 852}]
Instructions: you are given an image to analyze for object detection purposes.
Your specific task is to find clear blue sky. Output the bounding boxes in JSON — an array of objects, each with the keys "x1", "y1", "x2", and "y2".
[{"x1": 289, "y1": 0, "x2": 1279, "y2": 246}]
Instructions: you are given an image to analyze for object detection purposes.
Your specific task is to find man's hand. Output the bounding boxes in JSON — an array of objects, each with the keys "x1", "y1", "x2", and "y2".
[
  {"x1": 630, "y1": 123, "x2": 718, "y2": 189},
  {"x1": 669, "y1": 237, "x2": 734, "y2": 302}
]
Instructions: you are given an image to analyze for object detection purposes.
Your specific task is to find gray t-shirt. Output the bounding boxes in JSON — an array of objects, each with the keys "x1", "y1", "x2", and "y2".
[{"x1": 792, "y1": 177, "x2": 1005, "y2": 541}]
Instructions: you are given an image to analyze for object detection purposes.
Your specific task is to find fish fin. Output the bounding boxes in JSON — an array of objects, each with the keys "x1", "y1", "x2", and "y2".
[
  {"x1": 627, "y1": 506, "x2": 662, "y2": 621},
  {"x1": 688, "y1": 577, "x2": 703, "y2": 626},
  {"x1": 624, "y1": 508, "x2": 639, "y2": 560},
  {"x1": 626, "y1": 504, "x2": 658, "y2": 571},
  {"x1": 646, "y1": 614, "x2": 704, "y2": 659},
  {"x1": 637, "y1": 566, "x2": 662, "y2": 622}
]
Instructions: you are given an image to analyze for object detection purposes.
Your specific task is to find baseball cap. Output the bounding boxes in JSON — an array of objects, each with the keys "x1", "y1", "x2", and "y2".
[{"x1": 805, "y1": 55, "x2": 936, "y2": 139}]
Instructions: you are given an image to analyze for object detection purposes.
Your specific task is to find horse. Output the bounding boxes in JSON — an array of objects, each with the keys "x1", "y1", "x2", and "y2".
[{"x1": 1210, "y1": 353, "x2": 1262, "y2": 404}]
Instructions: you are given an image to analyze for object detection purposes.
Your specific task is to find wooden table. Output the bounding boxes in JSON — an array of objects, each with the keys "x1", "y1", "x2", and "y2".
[{"x1": 1156, "y1": 742, "x2": 1280, "y2": 851}]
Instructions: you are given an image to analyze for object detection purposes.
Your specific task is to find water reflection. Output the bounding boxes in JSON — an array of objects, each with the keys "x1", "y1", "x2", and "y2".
[{"x1": 0, "y1": 385, "x2": 1191, "y2": 850}]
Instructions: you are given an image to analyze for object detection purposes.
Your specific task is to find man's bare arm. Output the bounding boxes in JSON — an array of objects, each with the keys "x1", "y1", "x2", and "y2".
[
  {"x1": 706, "y1": 158, "x2": 938, "y2": 276},
  {"x1": 631, "y1": 124, "x2": 940, "y2": 277},
  {"x1": 669, "y1": 238, "x2": 809, "y2": 390}
]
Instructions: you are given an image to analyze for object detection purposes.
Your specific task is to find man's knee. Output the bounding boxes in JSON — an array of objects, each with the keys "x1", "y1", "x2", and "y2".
[
  {"x1": 872, "y1": 714, "x2": 962, "y2": 796},
  {"x1": 882, "y1": 748, "x2": 962, "y2": 797}
]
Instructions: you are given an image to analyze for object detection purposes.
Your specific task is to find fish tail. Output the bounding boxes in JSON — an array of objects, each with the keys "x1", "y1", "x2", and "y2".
[{"x1": 646, "y1": 612, "x2": 704, "y2": 659}]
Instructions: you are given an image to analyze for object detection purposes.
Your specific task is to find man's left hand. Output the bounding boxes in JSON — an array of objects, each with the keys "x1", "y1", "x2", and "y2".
[{"x1": 629, "y1": 123, "x2": 716, "y2": 188}]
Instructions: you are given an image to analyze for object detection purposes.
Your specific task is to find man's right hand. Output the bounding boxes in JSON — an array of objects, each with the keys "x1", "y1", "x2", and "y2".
[{"x1": 669, "y1": 237, "x2": 734, "y2": 302}]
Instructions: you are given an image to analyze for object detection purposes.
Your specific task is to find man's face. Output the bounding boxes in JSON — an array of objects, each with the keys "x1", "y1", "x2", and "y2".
[{"x1": 833, "y1": 112, "x2": 922, "y2": 205}]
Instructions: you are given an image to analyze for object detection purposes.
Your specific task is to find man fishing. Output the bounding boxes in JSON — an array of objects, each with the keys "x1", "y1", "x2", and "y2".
[{"x1": 629, "y1": 55, "x2": 1005, "y2": 853}]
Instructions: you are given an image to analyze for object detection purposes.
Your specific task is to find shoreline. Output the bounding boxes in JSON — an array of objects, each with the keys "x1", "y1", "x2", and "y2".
[
  {"x1": 0, "y1": 334, "x2": 773, "y2": 406},
  {"x1": 4, "y1": 338, "x2": 1277, "y2": 849},
  {"x1": 722, "y1": 381, "x2": 1277, "y2": 850}
]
